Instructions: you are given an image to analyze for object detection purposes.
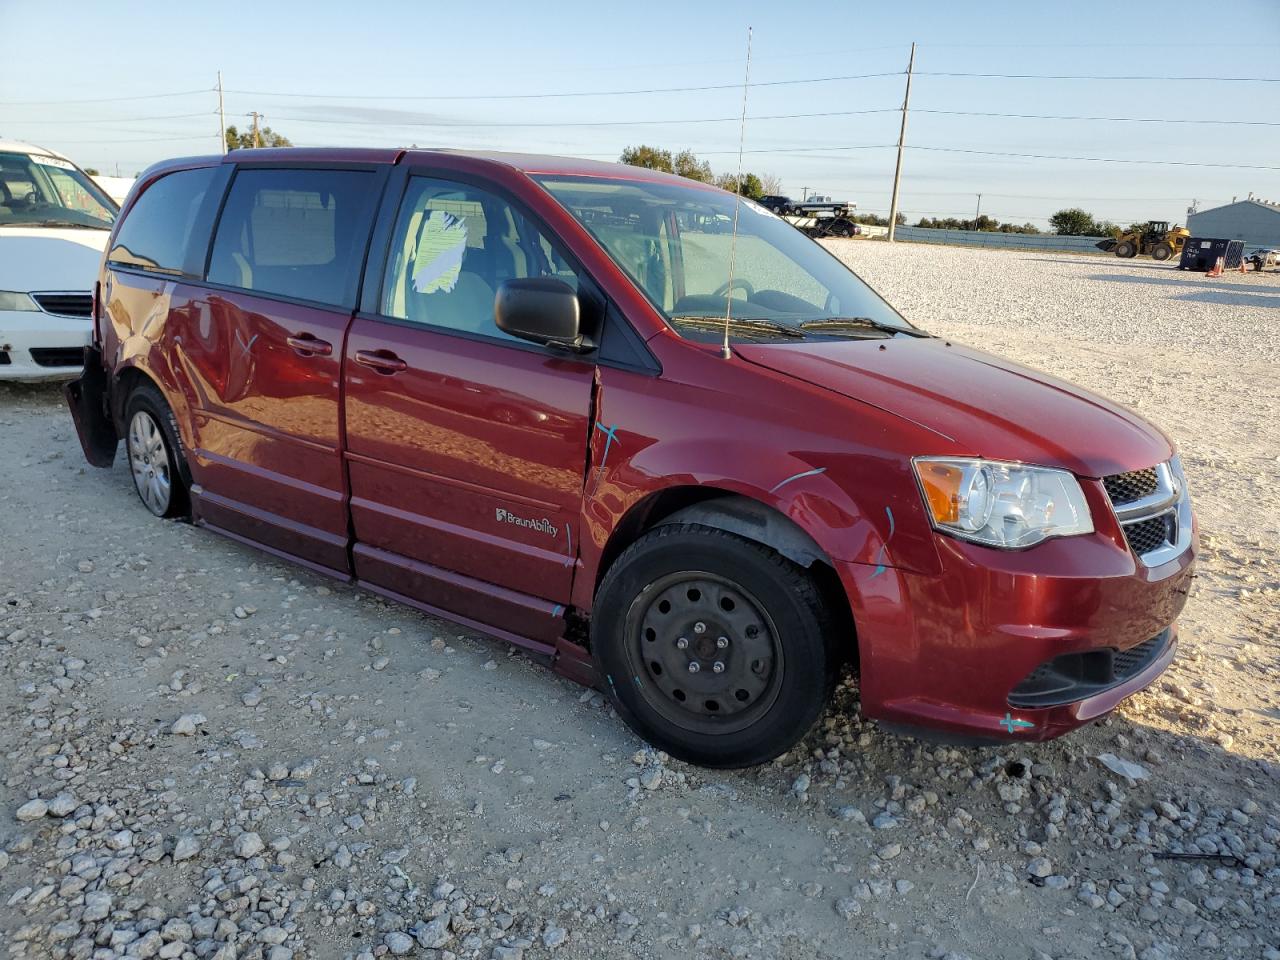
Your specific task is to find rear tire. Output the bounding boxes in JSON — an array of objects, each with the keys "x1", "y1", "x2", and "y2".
[
  {"x1": 124, "y1": 383, "x2": 190, "y2": 520},
  {"x1": 1151, "y1": 243, "x2": 1173, "y2": 261},
  {"x1": 592, "y1": 523, "x2": 837, "y2": 768}
]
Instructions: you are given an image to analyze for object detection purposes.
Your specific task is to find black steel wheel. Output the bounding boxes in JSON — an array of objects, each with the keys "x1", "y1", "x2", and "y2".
[
  {"x1": 627, "y1": 572, "x2": 783, "y2": 735},
  {"x1": 593, "y1": 523, "x2": 837, "y2": 768}
]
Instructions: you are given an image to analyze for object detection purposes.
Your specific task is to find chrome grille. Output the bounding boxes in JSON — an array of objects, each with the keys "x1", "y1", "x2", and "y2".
[
  {"x1": 1103, "y1": 468, "x2": 1159, "y2": 505},
  {"x1": 31, "y1": 292, "x2": 93, "y2": 318},
  {"x1": 1101, "y1": 459, "x2": 1192, "y2": 567},
  {"x1": 1123, "y1": 514, "x2": 1172, "y2": 556}
]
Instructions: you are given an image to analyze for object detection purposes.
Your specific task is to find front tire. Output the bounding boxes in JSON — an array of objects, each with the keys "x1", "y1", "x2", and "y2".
[
  {"x1": 1115, "y1": 240, "x2": 1136, "y2": 258},
  {"x1": 592, "y1": 524, "x2": 837, "y2": 768},
  {"x1": 125, "y1": 384, "x2": 190, "y2": 519}
]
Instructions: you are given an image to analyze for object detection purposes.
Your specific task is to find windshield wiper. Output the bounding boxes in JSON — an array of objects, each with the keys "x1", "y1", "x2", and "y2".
[
  {"x1": 800, "y1": 317, "x2": 929, "y2": 337},
  {"x1": 670, "y1": 316, "x2": 807, "y2": 339},
  {"x1": 1, "y1": 219, "x2": 110, "y2": 230}
]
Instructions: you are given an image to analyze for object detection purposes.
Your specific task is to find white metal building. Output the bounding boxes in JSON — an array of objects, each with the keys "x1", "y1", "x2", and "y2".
[{"x1": 1187, "y1": 199, "x2": 1280, "y2": 248}]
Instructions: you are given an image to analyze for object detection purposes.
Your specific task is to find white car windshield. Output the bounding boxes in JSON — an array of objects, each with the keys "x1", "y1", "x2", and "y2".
[
  {"x1": 0, "y1": 151, "x2": 117, "y2": 229},
  {"x1": 535, "y1": 175, "x2": 916, "y2": 342}
]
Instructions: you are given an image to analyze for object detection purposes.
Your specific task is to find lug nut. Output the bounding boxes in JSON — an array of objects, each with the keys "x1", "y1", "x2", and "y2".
[
  {"x1": 693, "y1": 622, "x2": 707, "y2": 634},
  {"x1": 712, "y1": 661, "x2": 725, "y2": 674},
  {"x1": 716, "y1": 636, "x2": 729, "y2": 649},
  {"x1": 675, "y1": 637, "x2": 689, "y2": 650},
  {"x1": 688, "y1": 662, "x2": 701, "y2": 673}
]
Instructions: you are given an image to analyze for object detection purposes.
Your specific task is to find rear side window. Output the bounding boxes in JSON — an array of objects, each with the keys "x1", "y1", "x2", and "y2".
[
  {"x1": 207, "y1": 168, "x2": 376, "y2": 308},
  {"x1": 108, "y1": 167, "x2": 216, "y2": 275}
]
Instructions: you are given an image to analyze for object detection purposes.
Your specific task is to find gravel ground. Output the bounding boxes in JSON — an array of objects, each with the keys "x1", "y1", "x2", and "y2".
[{"x1": 1, "y1": 243, "x2": 1277, "y2": 960}]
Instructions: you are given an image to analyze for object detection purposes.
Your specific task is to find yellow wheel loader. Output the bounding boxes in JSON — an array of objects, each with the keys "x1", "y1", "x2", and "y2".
[{"x1": 1096, "y1": 221, "x2": 1190, "y2": 261}]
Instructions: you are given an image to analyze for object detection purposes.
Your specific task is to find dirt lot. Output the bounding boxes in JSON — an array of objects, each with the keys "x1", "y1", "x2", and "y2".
[{"x1": 1, "y1": 243, "x2": 1277, "y2": 960}]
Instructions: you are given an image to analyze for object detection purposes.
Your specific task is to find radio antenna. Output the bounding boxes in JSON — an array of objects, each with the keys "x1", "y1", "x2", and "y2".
[{"x1": 721, "y1": 25, "x2": 753, "y2": 361}]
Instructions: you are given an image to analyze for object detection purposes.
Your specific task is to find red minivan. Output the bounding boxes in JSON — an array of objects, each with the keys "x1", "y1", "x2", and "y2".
[{"x1": 66, "y1": 148, "x2": 1195, "y2": 767}]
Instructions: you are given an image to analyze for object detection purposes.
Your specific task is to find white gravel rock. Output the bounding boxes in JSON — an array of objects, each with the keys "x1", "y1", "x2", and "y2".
[
  {"x1": 233, "y1": 831, "x2": 264, "y2": 858},
  {"x1": 15, "y1": 798, "x2": 47, "y2": 821},
  {"x1": 171, "y1": 713, "x2": 207, "y2": 735}
]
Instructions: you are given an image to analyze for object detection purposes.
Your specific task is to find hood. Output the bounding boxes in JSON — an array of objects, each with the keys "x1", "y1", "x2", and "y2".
[
  {"x1": 736, "y1": 337, "x2": 1172, "y2": 477},
  {"x1": 0, "y1": 228, "x2": 109, "y2": 293}
]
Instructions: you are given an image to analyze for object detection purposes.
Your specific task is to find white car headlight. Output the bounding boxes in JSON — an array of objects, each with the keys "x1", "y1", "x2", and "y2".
[
  {"x1": 0, "y1": 291, "x2": 39, "y2": 311},
  {"x1": 913, "y1": 458, "x2": 1093, "y2": 548}
]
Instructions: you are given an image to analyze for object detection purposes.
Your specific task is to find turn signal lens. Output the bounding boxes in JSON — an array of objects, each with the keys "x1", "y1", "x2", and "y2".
[
  {"x1": 916, "y1": 460, "x2": 965, "y2": 524},
  {"x1": 912, "y1": 457, "x2": 1093, "y2": 549}
]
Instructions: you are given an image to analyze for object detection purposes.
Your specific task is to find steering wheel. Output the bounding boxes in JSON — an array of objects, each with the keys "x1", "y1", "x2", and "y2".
[{"x1": 713, "y1": 278, "x2": 755, "y2": 299}]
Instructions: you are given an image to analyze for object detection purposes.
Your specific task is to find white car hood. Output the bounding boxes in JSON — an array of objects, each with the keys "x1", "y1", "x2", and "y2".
[{"x1": 0, "y1": 227, "x2": 109, "y2": 293}]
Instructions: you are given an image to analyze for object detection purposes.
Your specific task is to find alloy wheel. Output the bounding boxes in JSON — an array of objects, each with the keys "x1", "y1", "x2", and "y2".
[{"x1": 128, "y1": 410, "x2": 172, "y2": 516}]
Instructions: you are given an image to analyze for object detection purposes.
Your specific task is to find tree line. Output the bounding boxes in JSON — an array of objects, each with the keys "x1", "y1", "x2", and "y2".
[{"x1": 619, "y1": 145, "x2": 781, "y2": 199}]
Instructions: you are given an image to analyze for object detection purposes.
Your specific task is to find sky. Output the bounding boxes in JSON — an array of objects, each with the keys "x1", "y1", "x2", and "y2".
[{"x1": 1, "y1": 0, "x2": 1277, "y2": 228}]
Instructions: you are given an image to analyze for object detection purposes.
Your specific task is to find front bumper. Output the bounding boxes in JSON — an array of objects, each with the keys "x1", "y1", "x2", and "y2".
[
  {"x1": 0, "y1": 308, "x2": 89, "y2": 380},
  {"x1": 841, "y1": 503, "x2": 1196, "y2": 742}
]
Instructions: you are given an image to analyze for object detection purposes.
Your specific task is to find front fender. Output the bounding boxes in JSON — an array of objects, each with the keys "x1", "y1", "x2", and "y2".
[{"x1": 575, "y1": 430, "x2": 942, "y2": 611}]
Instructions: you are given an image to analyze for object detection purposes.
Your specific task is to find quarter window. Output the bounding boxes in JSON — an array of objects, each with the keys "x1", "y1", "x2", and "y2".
[
  {"x1": 208, "y1": 169, "x2": 376, "y2": 308},
  {"x1": 381, "y1": 177, "x2": 580, "y2": 342},
  {"x1": 108, "y1": 167, "x2": 216, "y2": 275}
]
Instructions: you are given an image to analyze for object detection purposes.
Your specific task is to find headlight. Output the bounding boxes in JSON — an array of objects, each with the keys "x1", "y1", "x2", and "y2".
[
  {"x1": 0, "y1": 291, "x2": 39, "y2": 311},
  {"x1": 913, "y1": 458, "x2": 1093, "y2": 548}
]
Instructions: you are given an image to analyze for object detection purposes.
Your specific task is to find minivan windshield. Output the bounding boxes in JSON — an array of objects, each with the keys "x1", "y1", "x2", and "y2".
[
  {"x1": 0, "y1": 151, "x2": 117, "y2": 229},
  {"x1": 535, "y1": 175, "x2": 917, "y2": 342}
]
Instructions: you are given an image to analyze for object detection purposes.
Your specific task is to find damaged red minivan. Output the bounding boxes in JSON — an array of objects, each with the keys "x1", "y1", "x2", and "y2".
[{"x1": 67, "y1": 148, "x2": 1195, "y2": 767}]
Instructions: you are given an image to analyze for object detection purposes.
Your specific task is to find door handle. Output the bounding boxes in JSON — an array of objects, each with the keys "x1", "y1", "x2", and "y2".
[
  {"x1": 354, "y1": 349, "x2": 408, "y2": 374},
  {"x1": 287, "y1": 334, "x2": 333, "y2": 357}
]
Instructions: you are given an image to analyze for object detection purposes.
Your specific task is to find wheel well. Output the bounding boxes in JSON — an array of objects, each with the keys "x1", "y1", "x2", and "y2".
[
  {"x1": 595, "y1": 488, "x2": 858, "y2": 667},
  {"x1": 111, "y1": 366, "x2": 154, "y2": 432}
]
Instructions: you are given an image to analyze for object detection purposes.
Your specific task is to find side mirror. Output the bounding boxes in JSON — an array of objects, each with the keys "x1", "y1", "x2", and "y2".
[{"x1": 495, "y1": 278, "x2": 583, "y2": 350}]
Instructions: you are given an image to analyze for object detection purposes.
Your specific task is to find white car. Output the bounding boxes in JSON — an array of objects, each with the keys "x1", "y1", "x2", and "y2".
[{"x1": 1, "y1": 140, "x2": 118, "y2": 380}]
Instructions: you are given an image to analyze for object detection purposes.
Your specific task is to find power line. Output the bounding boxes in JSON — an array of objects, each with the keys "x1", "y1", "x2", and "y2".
[
  {"x1": 266, "y1": 107, "x2": 900, "y2": 129},
  {"x1": 0, "y1": 112, "x2": 215, "y2": 125},
  {"x1": 916, "y1": 71, "x2": 1280, "y2": 83},
  {"x1": 581, "y1": 144, "x2": 897, "y2": 157},
  {"x1": 0, "y1": 89, "x2": 212, "y2": 106},
  {"x1": 908, "y1": 190, "x2": 1195, "y2": 202},
  {"x1": 916, "y1": 108, "x2": 1280, "y2": 127},
  {"x1": 224, "y1": 72, "x2": 903, "y2": 102},
  {"x1": 907, "y1": 145, "x2": 1280, "y2": 171},
  {"x1": 9, "y1": 103, "x2": 1272, "y2": 134},
  {"x1": 31, "y1": 134, "x2": 216, "y2": 145}
]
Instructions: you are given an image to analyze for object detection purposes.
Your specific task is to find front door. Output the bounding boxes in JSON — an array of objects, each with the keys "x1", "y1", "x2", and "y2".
[
  {"x1": 181, "y1": 165, "x2": 382, "y2": 573},
  {"x1": 344, "y1": 175, "x2": 595, "y2": 649}
]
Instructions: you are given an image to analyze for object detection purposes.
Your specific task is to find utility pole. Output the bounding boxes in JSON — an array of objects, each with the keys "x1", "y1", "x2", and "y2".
[
  {"x1": 801, "y1": 186, "x2": 809, "y2": 202},
  {"x1": 887, "y1": 42, "x2": 915, "y2": 243},
  {"x1": 974, "y1": 193, "x2": 982, "y2": 231},
  {"x1": 249, "y1": 111, "x2": 262, "y2": 148},
  {"x1": 217, "y1": 72, "x2": 226, "y2": 155}
]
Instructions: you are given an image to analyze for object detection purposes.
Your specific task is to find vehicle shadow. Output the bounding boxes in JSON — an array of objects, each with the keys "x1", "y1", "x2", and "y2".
[
  {"x1": 1082, "y1": 272, "x2": 1280, "y2": 297},
  {"x1": 0, "y1": 380, "x2": 70, "y2": 406},
  {"x1": 1020, "y1": 257, "x2": 1183, "y2": 272}
]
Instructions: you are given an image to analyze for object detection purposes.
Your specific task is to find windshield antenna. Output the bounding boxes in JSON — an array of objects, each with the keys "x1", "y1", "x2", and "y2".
[{"x1": 721, "y1": 25, "x2": 753, "y2": 361}]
